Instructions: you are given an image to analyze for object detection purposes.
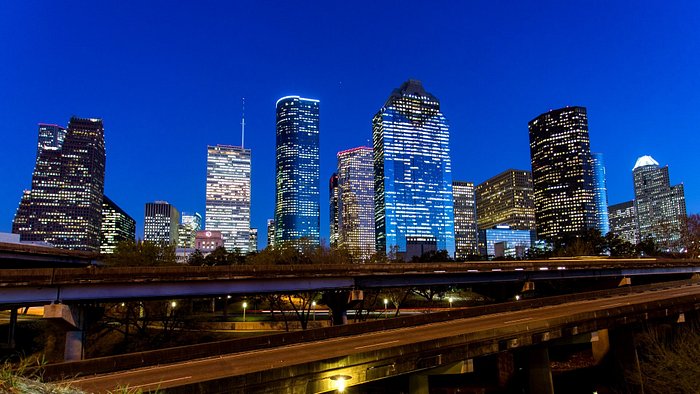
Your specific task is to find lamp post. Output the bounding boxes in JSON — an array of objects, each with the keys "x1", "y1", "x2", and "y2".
[
  {"x1": 515, "y1": 295, "x2": 520, "y2": 301},
  {"x1": 242, "y1": 301, "x2": 248, "y2": 322},
  {"x1": 312, "y1": 301, "x2": 317, "y2": 321},
  {"x1": 383, "y1": 298, "x2": 388, "y2": 317},
  {"x1": 448, "y1": 297, "x2": 453, "y2": 309}
]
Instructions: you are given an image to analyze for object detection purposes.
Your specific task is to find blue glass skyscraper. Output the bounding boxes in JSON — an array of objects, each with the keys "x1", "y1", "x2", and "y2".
[
  {"x1": 274, "y1": 96, "x2": 320, "y2": 247},
  {"x1": 591, "y1": 152, "x2": 610, "y2": 236},
  {"x1": 373, "y1": 80, "x2": 455, "y2": 257}
]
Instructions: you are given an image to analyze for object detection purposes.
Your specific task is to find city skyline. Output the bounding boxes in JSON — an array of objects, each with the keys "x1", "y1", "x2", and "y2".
[{"x1": 2, "y1": 2, "x2": 698, "y2": 248}]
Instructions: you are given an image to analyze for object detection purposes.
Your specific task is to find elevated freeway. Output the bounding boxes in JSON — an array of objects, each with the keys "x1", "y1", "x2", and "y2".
[
  {"x1": 1, "y1": 258, "x2": 699, "y2": 306},
  {"x1": 62, "y1": 281, "x2": 700, "y2": 393}
]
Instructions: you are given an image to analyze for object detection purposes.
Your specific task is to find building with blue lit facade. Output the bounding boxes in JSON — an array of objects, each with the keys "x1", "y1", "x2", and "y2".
[
  {"x1": 591, "y1": 153, "x2": 610, "y2": 236},
  {"x1": 373, "y1": 80, "x2": 455, "y2": 257},
  {"x1": 478, "y1": 226, "x2": 537, "y2": 258},
  {"x1": 274, "y1": 96, "x2": 320, "y2": 248}
]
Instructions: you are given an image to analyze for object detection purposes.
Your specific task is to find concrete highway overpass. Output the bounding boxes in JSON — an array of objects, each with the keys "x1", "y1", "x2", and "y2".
[
  {"x1": 49, "y1": 281, "x2": 700, "y2": 393},
  {"x1": 1, "y1": 258, "x2": 699, "y2": 307}
]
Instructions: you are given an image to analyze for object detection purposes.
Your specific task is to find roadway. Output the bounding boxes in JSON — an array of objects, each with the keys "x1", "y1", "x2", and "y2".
[
  {"x1": 69, "y1": 283, "x2": 700, "y2": 393},
  {"x1": 3, "y1": 258, "x2": 700, "y2": 306}
]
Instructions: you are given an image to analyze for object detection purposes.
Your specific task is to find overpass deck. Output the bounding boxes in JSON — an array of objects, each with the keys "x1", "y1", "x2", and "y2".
[{"x1": 68, "y1": 282, "x2": 700, "y2": 393}]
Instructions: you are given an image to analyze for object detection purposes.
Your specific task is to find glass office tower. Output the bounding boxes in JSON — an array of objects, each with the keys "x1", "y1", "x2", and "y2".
[
  {"x1": 608, "y1": 200, "x2": 638, "y2": 245},
  {"x1": 337, "y1": 147, "x2": 375, "y2": 260},
  {"x1": 591, "y1": 153, "x2": 610, "y2": 235},
  {"x1": 476, "y1": 169, "x2": 536, "y2": 231},
  {"x1": 144, "y1": 201, "x2": 179, "y2": 244},
  {"x1": 528, "y1": 106, "x2": 596, "y2": 241},
  {"x1": 13, "y1": 118, "x2": 106, "y2": 251},
  {"x1": 373, "y1": 80, "x2": 455, "y2": 257},
  {"x1": 274, "y1": 96, "x2": 320, "y2": 248},
  {"x1": 101, "y1": 196, "x2": 136, "y2": 254},
  {"x1": 329, "y1": 173, "x2": 340, "y2": 248},
  {"x1": 453, "y1": 181, "x2": 478, "y2": 259},
  {"x1": 178, "y1": 212, "x2": 202, "y2": 249},
  {"x1": 633, "y1": 155, "x2": 687, "y2": 251},
  {"x1": 206, "y1": 144, "x2": 252, "y2": 253}
]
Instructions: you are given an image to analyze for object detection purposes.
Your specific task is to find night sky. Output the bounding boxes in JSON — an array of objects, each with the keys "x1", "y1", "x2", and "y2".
[{"x1": 1, "y1": 1, "x2": 698, "y2": 247}]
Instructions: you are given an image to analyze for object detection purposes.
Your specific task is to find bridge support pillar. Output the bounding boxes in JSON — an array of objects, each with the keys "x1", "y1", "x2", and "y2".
[
  {"x1": 322, "y1": 291, "x2": 350, "y2": 325},
  {"x1": 527, "y1": 346, "x2": 554, "y2": 394},
  {"x1": 591, "y1": 329, "x2": 610, "y2": 364},
  {"x1": 408, "y1": 374, "x2": 429, "y2": 394},
  {"x1": 609, "y1": 329, "x2": 644, "y2": 393},
  {"x1": 2, "y1": 308, "x2": 18, "y2": 349},
  {"x1": 43, "y1": 304, "x2": 86, "y2": 361}
]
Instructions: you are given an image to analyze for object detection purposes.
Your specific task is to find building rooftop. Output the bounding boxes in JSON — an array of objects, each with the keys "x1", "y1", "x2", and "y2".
[{"x1": 633, "y1": 155, "x2": 660, "y2": 170}]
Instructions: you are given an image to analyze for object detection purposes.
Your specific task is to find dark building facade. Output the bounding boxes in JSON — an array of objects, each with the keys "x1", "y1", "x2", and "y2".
[
  {"x1": 528, "y1": 106, "x2": 596, "y2": 241},
  {"x1": 632, "y1": 155, "x2": 686, "y2": 250},
  {"x1": 274, "y1": 96, "x2": 320, "y2": 248},
  {"x1": 453, "y1": 181, "x2": 478, "y2": 259},
  {"x1": 101, "y1": 196, "x2": 136, "y2": 254},
  {"x1": 329, "y1": 173, "x2": 339, "y2": 248},
  {"x1": 144, "y1": 201, "x2": 179, "y2": 244},
  {"x1": 373, "y1": 80, "x2": 455, "y2": 256},
  {"x1": 476, "y1": 169, "x2": 535, "y2": 231},
  {"x1": 608, "y1": 200, "x2": 638, "y2": 245},
  {"x1": 13, "y1": 118, "x2": 106, "y2": 251}
]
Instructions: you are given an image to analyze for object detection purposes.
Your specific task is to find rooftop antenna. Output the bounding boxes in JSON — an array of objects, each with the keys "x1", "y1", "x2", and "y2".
[{"x1": 241, "y1": 97, "x2": 246, "y2": 148}]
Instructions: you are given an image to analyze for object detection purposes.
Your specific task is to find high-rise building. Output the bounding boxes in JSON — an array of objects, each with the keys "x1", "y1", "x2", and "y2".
[
  {"x1": 478, "y1": 225, "x2": 537, "y2": 259},
  {"x1": 266, "y1": 219, "x2": 275, "y2": 249},
  {"x1": 101, "y1": 196, "x2": 136, "y2": 254},
  {"x1": 337, "y1": 147, "x2": 375, "y2": 260},
  {"x1": 475, "y1": 169, "x2": 535, "y2": 231},
  {"x1": 144, "y1": 201, "x2": 179, "y2": 244},
  {"x1": 453, "y1": 181, "x2": 478, "y2": 259},
  {"x1": 373, "y1": 80, "x2": 455, "y2": 257},
  {"x1": 274, "y1": 96, "x2": 320, "y2": 248},
  {"x1": 608, "y1": 200, "x2": 638, "y2": 245},
  {"x1": 528, "y1": 106, "x2": 596, "y2": 241},
  {"x1": 206, "y1": 145, "x2": 251, "y2": 253},
  {"x1": 249, "y1": 228, "x2": 258, "y2": 253},
  {"x1": 329, "y1": 173, "x2": 340, "y2": 248},
  {"x1": 12, "y1": 118, "x2": 106, "y2": 251},
  {"x1": 178, "y1": 212, "x2": 202, "y2": 249},
  {"x1": 632, "y1": 155, "x2": 687, "y2": 250},
  {"x1": 591, "y1": 153, "x2": 610, "y2": 235}
]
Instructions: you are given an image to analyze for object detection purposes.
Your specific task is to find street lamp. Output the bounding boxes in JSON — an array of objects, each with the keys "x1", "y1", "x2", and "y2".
[
  {"x1": 312, "y1": 301, "x2": 317, "y2": 321},
  {"x1": 448, "y1": 297, "x2": 453, "y2": 308},
  {"x1": 515, "y1": 295, "x2": 520, "y2": 301},
  {"x1": 383, "y1": 298, "x2": 388, "y2": 317},
  {"x1": 242, "y1": 301, "x2": 248, "y2": 322},
  {"x1": 171, "y1": 301, "x2": 177, "y2": 308}
]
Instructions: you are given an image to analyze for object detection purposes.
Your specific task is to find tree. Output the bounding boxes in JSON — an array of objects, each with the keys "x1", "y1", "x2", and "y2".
[
  {"x1": 187, "y1": 249, "x2": 206, "y2": 266},
  {"x1": 105, "y1": 240, "x2": 177, "y2": 266},
  {"x1": 605, "y1": 232, "x2": 636, "y2": 257},
  {"x1": 681, "y1": 214, "x2": 700, "y2": 259}
]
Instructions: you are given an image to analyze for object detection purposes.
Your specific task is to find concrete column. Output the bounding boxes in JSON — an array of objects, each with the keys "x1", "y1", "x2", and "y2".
[
  {"x1": 64, "y1": 331, "x2": 84, "y2": 361},
  {"x1": 591, "y1": 329, "x2": 610, "y2": 365},
  {"x1": 322, "y1": 291, "x2": 350, "y2": 325},
  {"x1": 408, "y1": 374, "x2": 429, "y2": 394},
  {"x1": 497, "y1": 352, "x2": 515, "y2": 388},
  {"x1": 527, "y1": 346, "x2": 554, "y2": 394},
  {"x1": 5, "y1": 308, "x2": 17, "y2": 348},
  {"x1": 610, "y1": 329, "x2": 644, "y2": 393}
]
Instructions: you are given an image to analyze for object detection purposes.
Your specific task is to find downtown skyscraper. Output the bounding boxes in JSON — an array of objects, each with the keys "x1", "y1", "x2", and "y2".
[
  {"x1": 373, "y1": 80, "x2": 455, "y2": 257},
  {"x1": 608, "y1": 200, "x2": 638, "y2": 245},
  {"x1": 528, "y1": 106, "x2": 596, "y2": 241},
  {"x1": 453, "y1": 181, "x2": 478, "y2": 259},
  {"x1": 144, "y1": 201, "x2": 179, "y2": 244},
  {"x1": 101, "y1": 196, "x2": 136, "y2": 254},
  {"x1": 633, "y1": 155, "x2": 687, "y2": 250},
  {"x1": 476, "y1": 169, "x2": 536, "y2": 231},
  {"x1": 178, "y1": 212, "x2": 202, "y2": 249},
  {"x1": 206, "y1": 145, "x2": 251, "y2": 253},
  {"x1": 337, "y1": 147, "x2": 375, "y2": 260},
  {"x1": 329, "y1": 173, "x2": 339, "y2": 248},
  {"x1": 591, "y1": 153, "x2": 610, "y2": 236},
  {"x1": 274, "y1": 96, "x2": 320, "y2": 248},
  {"x1": 13, "y1": 118, "x2": 106, "y2": 251}
]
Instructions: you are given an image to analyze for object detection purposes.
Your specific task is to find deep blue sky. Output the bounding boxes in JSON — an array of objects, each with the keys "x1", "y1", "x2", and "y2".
[{"x1": 1, "y1": 2, "x2": 698, "y2": 247}]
